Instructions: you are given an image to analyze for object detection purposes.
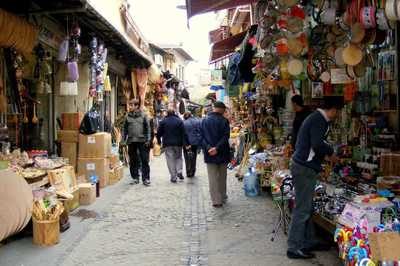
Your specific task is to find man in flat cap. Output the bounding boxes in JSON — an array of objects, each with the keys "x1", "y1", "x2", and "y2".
[{"x1": 200, "y1": 101, "x2": 230, "y2": 208}]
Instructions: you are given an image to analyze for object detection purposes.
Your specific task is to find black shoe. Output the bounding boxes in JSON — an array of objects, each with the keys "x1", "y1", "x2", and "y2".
[
  {"x1": 223, "y1": 196, "x2": 228, "y2": 204},
  {"x1": 212, "y1": 204, "x2": 223, "y2": 208},
  {"x1": 171, "y1": 178, "x2": 177, "y2": 183},
  {"x1": 177, "y1": 173, "x2": 184, "y2": 180},
  {"x1": 143, "y1": 180, "x2": 151, "y2": 186},
  {"x1": 287, "y1": 249, "x2": 315, "y2": 259},
  {"x1": 130, "y1": 179, "x2": 139, "y2": 185},
  {"x1": 303, "y1": 243, "x2": 331, "y2": 252}
]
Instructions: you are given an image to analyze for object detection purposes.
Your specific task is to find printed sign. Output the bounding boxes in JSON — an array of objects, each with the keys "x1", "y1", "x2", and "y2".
[
  {"x1": 88, "y1": 136, "x2": 96, "y2": 144},
  {"x1": 330, "y1": 68, "x2": 353, "y2": 84},
  {"x1": 86, "y1": 163, "x2": 95, "y2": 171},
  {"x1": 211, "y1": 69, "x2": 223, "y2": 86}
]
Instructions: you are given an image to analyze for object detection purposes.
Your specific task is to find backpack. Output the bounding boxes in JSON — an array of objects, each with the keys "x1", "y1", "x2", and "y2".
[{"x1": 79, "y1": 109, "x2": 101, "y2": 135}]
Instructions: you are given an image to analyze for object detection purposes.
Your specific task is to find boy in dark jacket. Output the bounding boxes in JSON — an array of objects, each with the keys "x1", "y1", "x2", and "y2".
[
  {"x1": 123, "y1": 99, "x2": 151, "y2": 186},
  {"x1": 201, "y1": 101, "x2": 230, "y2": 208},
  {"x1": 157, "y1": 109, "x2": 188, "y2": 183},
  {"x1": 183, "y1": 112, "x2": 202, "y2": 177},
  {"x1": 287, "y1": 97, "x2": 341, "y2": 259}
]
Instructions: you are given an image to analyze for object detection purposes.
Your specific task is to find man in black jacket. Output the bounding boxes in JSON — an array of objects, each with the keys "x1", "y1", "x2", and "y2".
[
  {"x1": 123, "y1": 99, "x2": 151, "y2": 186},
  {"x1": 157, "y1": 109, "x2": 187, "y2": 183},
  {"x1": 201, "y1": 101, "x2": 230, "y2": 208},
  {"x1": 287, "y1": 97, "x2": 341, "y2": 259},
  {"x1": 290, "y1": 95, "x2": 311, "y2": 148}
]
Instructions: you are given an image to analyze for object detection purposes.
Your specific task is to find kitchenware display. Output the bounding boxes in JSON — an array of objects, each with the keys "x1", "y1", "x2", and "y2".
[
  {"x1": 342, "y1": 43, "x2": 364, "y2": 66},
  {"x1": 288, "y1": 58, "x2": 304, "y2": 76}
]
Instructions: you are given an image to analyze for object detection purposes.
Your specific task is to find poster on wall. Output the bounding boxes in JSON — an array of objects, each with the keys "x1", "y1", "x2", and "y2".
[
  {"x1": 211, "y1": 69, "x2": 223, "y2": 86},
  {"x1": 311, "y1": 82, "x2": 323, "y2": 98}
]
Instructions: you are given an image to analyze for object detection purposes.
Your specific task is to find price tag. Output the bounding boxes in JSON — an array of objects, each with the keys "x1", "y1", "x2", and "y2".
[
  {"x1": 86, "y1": 163, "x2": 95, "y2": 171},
  {"x1": 88, "y1": 136, "x2": 96, "y2": 144}
]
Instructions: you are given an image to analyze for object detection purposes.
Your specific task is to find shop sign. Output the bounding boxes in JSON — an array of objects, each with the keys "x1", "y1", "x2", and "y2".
[
  {"x1": 330, "y1": 68, "x2": 353, "y2": 84},
  {"x1": 38, "y1": 26, "x2": 64, "y2": 50},
  {"x1": 211, "y1": 69, "x2": 223, "y2": 86},
  {"x1": 120, "y1": 4, "x2": 150, "y2": 55}
]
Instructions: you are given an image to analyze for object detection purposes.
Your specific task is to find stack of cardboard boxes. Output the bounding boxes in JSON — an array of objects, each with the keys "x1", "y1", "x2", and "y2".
[
  {"x1": 57, "y1": 112, "x2": 124, "y2": 194},
  {"x1": 57, "y1": 112, "x2": 84, "y2": 171},
  {"x1": 77, "y1": 133, "x2": 112, "y2": 188}
]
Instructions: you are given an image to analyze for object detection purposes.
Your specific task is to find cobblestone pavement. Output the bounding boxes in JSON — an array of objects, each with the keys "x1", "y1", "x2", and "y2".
[{"x1": 0, "y1": 155, "x2": 341, "y2": 266}]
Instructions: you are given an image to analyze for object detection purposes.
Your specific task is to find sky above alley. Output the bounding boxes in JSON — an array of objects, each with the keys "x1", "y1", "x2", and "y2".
[{"x1": 129, "y1": 0, "x2": 220, "y2": 67}]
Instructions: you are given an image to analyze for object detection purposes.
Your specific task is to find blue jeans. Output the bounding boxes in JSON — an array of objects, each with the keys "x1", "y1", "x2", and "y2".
[{"x1": 287, "y1": 161, "x2": 318, "y2": 252}]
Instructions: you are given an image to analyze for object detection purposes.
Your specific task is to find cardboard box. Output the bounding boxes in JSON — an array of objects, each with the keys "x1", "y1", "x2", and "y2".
[
  {"x1": 369, "y1": 232, "x2": 400, "y2": 261},
  {"x1": 61, "y1": 142, "x2": 78, "y2": 170},
  {"x1": 57, "y1": 130, "x2": 79, "y2": 143},
  {"x1": 79, "y1": 133, "x2": 111, "y2": 158},
  {"x1": 109, "y1": 154, "x2": 120, "y2": 169},
  {"x1": 78, "y1": 183, "x2": 96, "y2": 205},
  {"x1": 77, "y1": 157, "x2": 109, "y2": 188},
  {"x1": 61, "y1": 112, "x2": 84, "y2": 130}
]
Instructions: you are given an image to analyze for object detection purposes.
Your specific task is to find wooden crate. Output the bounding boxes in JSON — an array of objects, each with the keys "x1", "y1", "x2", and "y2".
[
  {"x1": 32, "y1": 217, "x2": 60, "y2": 246},
  {"x1": 78, "y1": 183, "x2": 96, "y2": 205},
  {"x1": 48, "y1": 166, "x2": 77, "y2": 194},
  {"x1": 64, "y1": 188, "x2": 80, "y2": 212}
]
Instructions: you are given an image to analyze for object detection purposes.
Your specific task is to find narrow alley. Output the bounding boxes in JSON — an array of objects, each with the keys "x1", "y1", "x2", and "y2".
[{"x1": 1, "y1": 157, "x2": 340, "y2": 266}]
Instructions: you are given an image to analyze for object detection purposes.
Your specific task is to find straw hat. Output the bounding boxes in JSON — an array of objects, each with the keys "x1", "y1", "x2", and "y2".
[
  {"x1": 287, "y1": 36, "x2": 303, "y2": 56},
  {"x1": 350, "y1": 23, "x2": 366, "y2": 43},
  {"x1": 288, "y1": 58, "x2": 303, "y2": 76},
  {"x1": 286, "y1": 17, "x2": 304, "y2": 33},
  {"x1": 335, "y1": 47, "x2": 345, "y2": 66},
  {"x1": 320, "y1": 71, "x2": 331, "y2": 82},
  {"x1": 385, "y1": 0, "x2": 398, "y2": 21},
  {"x1": 342, "y1": 44, "x2": 363, "y2": 66},
  {"x1": 278, "y1": 0, "x2": 298, "y2": 8}
]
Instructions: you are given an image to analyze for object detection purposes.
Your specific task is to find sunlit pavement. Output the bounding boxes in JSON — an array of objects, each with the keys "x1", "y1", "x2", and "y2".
[{"x1": 0, "y1": 155, "x2": 340, "y2": 266}]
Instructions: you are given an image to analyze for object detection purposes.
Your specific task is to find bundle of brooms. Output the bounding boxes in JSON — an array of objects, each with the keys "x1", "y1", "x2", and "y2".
[{"x1": 32, "y1": 200, "x2": 64, "y2": 221}]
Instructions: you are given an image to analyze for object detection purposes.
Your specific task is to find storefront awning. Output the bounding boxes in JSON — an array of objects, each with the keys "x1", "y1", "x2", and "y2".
[
  {"x1": 209, "y1": 31, "x2": 246, "y2": 63},
  {"x1": 186, "y1": 0, "x2": 257, "y2": 18}
]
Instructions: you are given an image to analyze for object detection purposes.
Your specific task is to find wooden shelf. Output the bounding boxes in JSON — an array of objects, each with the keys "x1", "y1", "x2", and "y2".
[
  {"x1": 29, "y1": 176, "x2": 49, "y2": 189},
  {"x1": 373, "y1": 110, "x2": 397, "y2": 113},
  {"x1": 312, "y1": 213, "x2": 336, "y2": 235}
]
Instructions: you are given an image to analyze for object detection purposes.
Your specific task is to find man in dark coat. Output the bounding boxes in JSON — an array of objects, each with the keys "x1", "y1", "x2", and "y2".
[
  {"x1": 157, "y1": 109, "x2": 187, "y2": 183},
  {"x1": 290, "y1": 95, "x2": 311, "y2": 148},
  {"x1": 123, "y1": 99, "x2": 151, "y2": 186},
  {"x1": 183, "y1": 112, "x2": 202, "y2": 177},
  {"x1": 201, "y1": 101, "x2": 230, "y2": 208},
  {"x1": 287, "y1": 97, "x2": 341, "y2": 259}
]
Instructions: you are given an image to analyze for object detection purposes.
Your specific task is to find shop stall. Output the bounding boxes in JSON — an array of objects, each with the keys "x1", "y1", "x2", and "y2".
[{"x1": 222, "y1": 0, "x2": 400, "y2": 264}]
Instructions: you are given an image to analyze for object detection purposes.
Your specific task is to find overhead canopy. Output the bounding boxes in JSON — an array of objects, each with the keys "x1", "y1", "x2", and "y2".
[
  {"x1": 209, "y1": 31, "x2": 246, "y2": 63},
  {"x1": 186, "y1": 0, "x2": 258, "y2": 18}
]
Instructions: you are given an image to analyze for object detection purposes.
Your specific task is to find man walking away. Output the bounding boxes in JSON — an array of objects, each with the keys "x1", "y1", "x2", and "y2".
[
  {"x1": 201, "y1": 101, "x2": 230, "y2": 208},
  {"x1": 183, "y1": 112, "x2": 201, "y2": 177},
  {"x1": 287, "y1": 97, "x2": 342, "y2": 259},
  {"x1": 123, "y1": 99, "x2": 151, "y2": 186},
  {"x1": 157, "y1": 109, "x2": 187, "y2": 183},
  {"x1": 290, "y1": 95, "x2": 311, "y2": 148}
]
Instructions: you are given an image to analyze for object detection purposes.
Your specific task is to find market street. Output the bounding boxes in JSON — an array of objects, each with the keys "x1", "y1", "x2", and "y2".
[{"x1": 0, "y1": 156, "x2": 340, "y2": 266}]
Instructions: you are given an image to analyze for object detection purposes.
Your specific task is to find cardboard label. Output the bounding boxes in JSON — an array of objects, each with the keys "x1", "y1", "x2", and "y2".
[
  {"x1": 88, "y1": 136, "x2": 96, "y2": 144},
  {"x1": 331, "y1": 68, "x2": 353, "y2": 84},
  {"x1": 86, "y1": 163, "x2": 95, "y2": 171}
]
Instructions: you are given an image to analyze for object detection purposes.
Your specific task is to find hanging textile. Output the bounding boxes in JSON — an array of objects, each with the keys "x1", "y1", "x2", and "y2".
[
  {"x1": 0, "y1": 9, "x2": 39, "y2": 55},
  {"x1": 135, "y1": 68, "x2": 148, "y2": 108}
]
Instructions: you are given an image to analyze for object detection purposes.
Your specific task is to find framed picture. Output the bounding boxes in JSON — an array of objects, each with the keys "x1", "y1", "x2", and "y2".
[{"x1": 312, "y1": 82, "x2": 324, "y2": 98}]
